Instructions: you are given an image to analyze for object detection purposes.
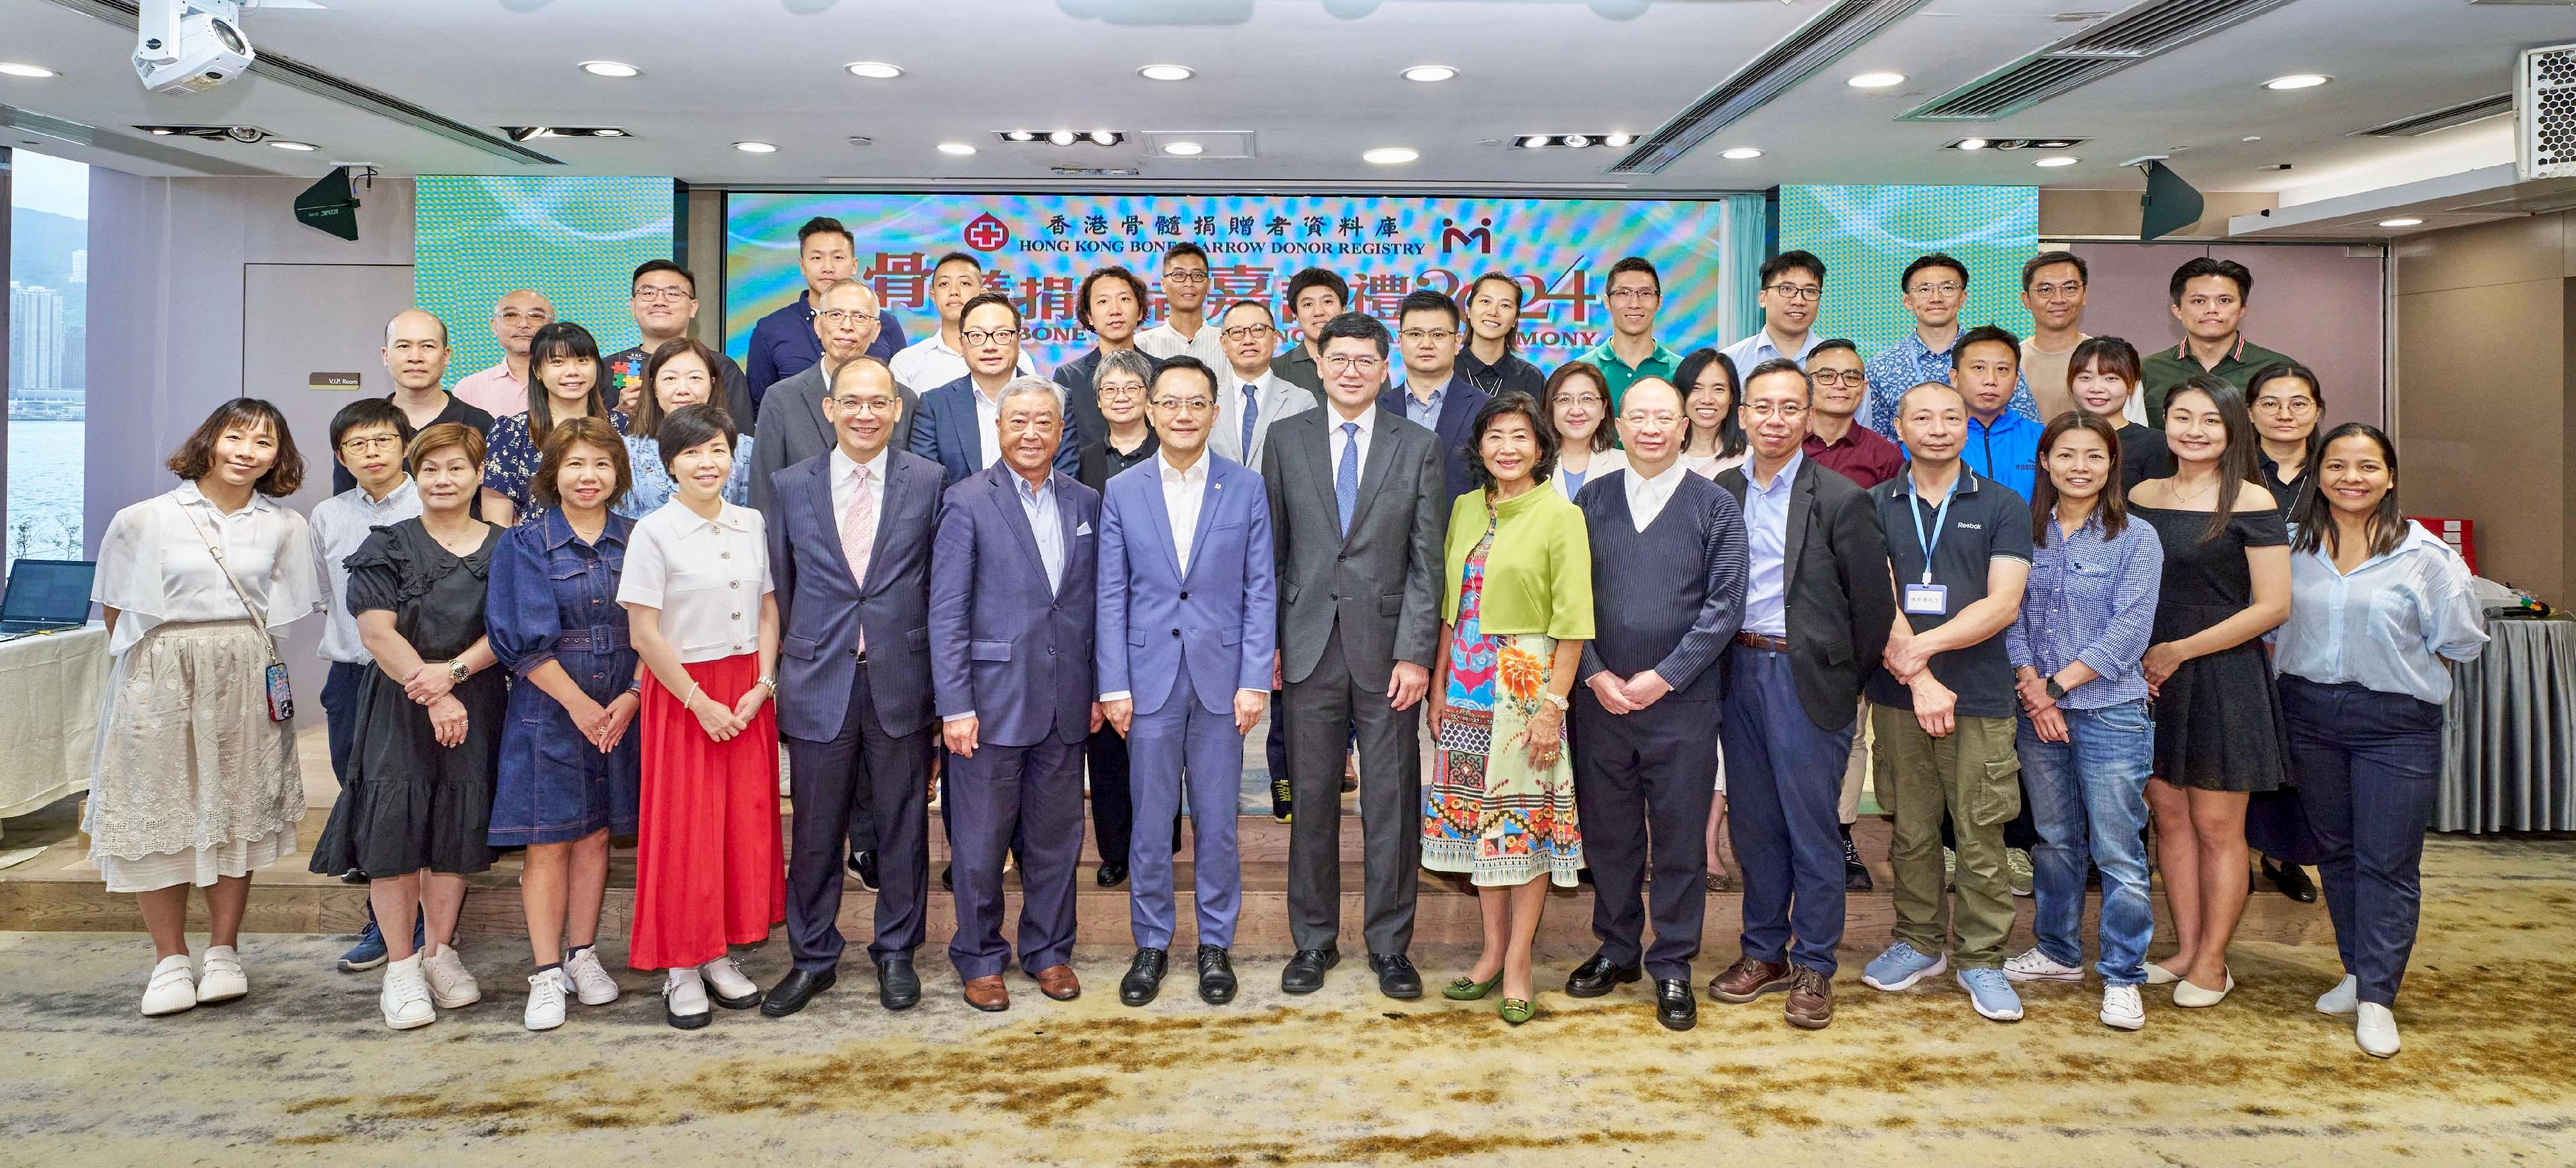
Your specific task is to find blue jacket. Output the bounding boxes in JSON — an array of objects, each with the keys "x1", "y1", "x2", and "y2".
[
  {"x1": 911, "y1": 374, "x2": 1083, "y2": 488},
  {"x1": 1904, "y1": 410, "x2": 2043, "y2": 503},
  {"x1": 928, "y1": 463, "x2": 1101, "y2": 747},
  {"x1": 1095, "y1": 453, "x2": 1276, "y2": 717},
  {"x1": 766, "y1": 447, "x2": 944, "y2": 743},
  {"x1": 1379, "y1": 380, "x2": 1492, "y2": 508}
]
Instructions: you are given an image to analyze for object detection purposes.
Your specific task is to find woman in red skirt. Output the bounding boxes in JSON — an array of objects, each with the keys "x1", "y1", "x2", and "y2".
[{"x1": 614, "y1": 403, "x2": 784, "y2": 1029}]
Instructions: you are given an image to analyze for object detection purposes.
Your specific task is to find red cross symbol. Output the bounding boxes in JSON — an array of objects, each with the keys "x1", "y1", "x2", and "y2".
[{"x1": 963, "y1": 213, "x2": 1011, "y2": 252}]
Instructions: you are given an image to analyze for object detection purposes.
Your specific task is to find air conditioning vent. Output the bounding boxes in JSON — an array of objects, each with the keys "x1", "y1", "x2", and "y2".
[
  {"x1": 1902, "y1": 0, "x2": 2302, "y2": 122},
  {"x1": 1610, "y1": 0, "x2": 1931, "y2": 174},
  {"x1": 2356, "y1": 94, "x2": 2513, "y2": 137},
  {"x1": 2519, "y1": 42, "x2": 2576, "y2": 179}
]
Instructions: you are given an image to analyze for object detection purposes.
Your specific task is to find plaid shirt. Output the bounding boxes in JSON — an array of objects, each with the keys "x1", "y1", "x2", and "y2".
[{"x1": 1862, "y1": 331, "x2": 2040, "y2": 441}]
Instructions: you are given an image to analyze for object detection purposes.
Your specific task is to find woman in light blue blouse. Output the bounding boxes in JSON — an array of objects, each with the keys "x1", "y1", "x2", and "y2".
[
  {"x1": 2002, "y1": 412, "x2": 2164, "y2": 1031},
  {"x1": 2277, "y1": 423, "x2": 2485, "y2": 1059},
  {"x1": 618, "y1": 339, "x2": 755, "y2": 518}
]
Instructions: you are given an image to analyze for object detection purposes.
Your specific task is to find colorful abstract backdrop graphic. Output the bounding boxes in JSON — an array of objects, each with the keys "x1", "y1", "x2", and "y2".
[
  {"x1": 414, "y1": 176, "x2": 676, "y2": 391},
  {"x1": 1779, "y1": 185, "x2": 2038, "y2": 355}
]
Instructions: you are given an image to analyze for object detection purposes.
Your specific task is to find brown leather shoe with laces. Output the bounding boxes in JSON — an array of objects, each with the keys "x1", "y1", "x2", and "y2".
[
  {"x1": 1708, "y1": 956, "x2": 1793, "y2": 1004},
  {"x1": 1785, "y1": 966, "x2": 1833, "y2": 1029}
]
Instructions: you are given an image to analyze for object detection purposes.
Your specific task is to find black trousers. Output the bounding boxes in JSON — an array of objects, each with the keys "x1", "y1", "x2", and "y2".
[
  {"x1": 784, "y1": 660, "x2": 935, "y2": 971},
  {"x1": 1573, "y1": 693, "x2": 1720, "y2": 982}
]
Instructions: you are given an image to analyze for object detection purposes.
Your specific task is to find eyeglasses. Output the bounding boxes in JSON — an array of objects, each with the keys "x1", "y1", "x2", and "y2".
[
  {"x1": 1097, "y1": 381, "x2": 1146, "y2": 400},
  {"x1": 1220, "y1": 324, "x2": 1276, "y2": 340},
  {"x1": 829, "y1": 396, "x2": 895, "y2": 411},
  {"x1": 1324, "y1": 355, "x2": 1385, "y2": 372},
  {"x1": 1152, "y1": 397, "x2": 1217, "y2": 413},
  {"x1": 961, "y1": 329, "x2": 1021, "y2": 345},
  {"x1": 1606, "y1": 287, "x2": 1660, "y2": 303},
  {"x1": 1162, "y1": 269, "x2": 1211, "y2": 285},
  {"x1": 2253, "y1": 396, "x2": 2316, "y2": 415},
  {"x1": 1810, "y1": 370, "x2": 1864, "y2": 387},
  {"x1": 1743, "y1": 402, "x2": 1809, "y2": 420},
  {"x1": 633, "y1": 286, "x2": 693, "y2": 303},
  {"x1": 1398, "y1": 329, "x2": 1457, "y2": 344},
  {"x1": 1763, "y1": 283, "x2": 1821, "y2": 302},
  {"x1": 339, "y1": 434, "x2": 401, "y2": 452},
  {"x1": 1551, "y1": 394, "x2": 1605, "y2": 409},
  {"x1": 2027, "y1": 280, "x2": 2085, "y2": 300},
  {"x1": 819, "y1": 309, "x2": 878, "y2": 325},
  {"x1": 1906, "y1": 281, "x2": 1964, "y2": 298}
]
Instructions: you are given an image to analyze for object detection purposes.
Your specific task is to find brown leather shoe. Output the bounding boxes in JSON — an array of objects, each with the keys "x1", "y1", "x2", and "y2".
[
  {"x1": 1032, "y1": 964, "x2": 1081, "y2": 1001},
  {"x1": 1707, "y1": 956, "x2": 1794, "y2": 1004},
  {"x1": 1785, "y1": 966, "x2": 1833, "y2": 1029},
  {"x1": 963, "y1": 975, "x2": 1010, "y2": 1012}
]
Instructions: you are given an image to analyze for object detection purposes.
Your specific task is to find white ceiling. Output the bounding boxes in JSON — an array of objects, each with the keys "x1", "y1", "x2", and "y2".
[{"x1": 0, "y1": 0, "x2": 2566, "y2": 204}]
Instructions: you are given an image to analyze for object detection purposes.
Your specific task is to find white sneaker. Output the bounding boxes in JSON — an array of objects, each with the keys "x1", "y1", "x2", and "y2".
[
  {"x1": 196, "y1": 944, "x2": 248, "y2": 1003},
  {"x1": 2099, "y1": 984, "x2": 2145, "y2": 1031},
  {"x1": 664, "y1": 968, "x2": 711, "y2": 1029},
  {"x1": 381, "y1": 954, "x2": 437, "y2": 1030},
  {"x1": 563, "y1": 947, "x2": 620, "y2": 1006},
  {"x1": 701, "y1": 956, "x2": 761, "y2": 1008},
  {"x1": 2003, "y1": 946, "x2": 2086, "y2": 984},
  {"x1": 2355, "y1": 1002, "x2": 2400, "y2": 1057},
  {"x1": 140, "y1": 954, "x2": 197, "y2": 1017},
  {"x1": 2315, "y1": 973, "x2": 2359, "y2": 1016},
  {"x1": 420, "y1": 943, "x2": 482, "y2": 1008},
  {"x1": 524, "y1": 969, "x2": 569, "y2": 1031}
]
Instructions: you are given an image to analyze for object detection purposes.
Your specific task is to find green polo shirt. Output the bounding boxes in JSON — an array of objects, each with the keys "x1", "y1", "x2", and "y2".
[
  {"x1": 2139, "y1": 335, "x2": 2295, "y2": 425},
  {"x1": 1579, "y1": 337, "x2": 1683, "y2": 413}
]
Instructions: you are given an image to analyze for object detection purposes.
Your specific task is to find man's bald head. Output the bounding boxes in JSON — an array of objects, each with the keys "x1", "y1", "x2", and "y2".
[
  {"x1": 491, "y1": 289, "x2": 552, "y2": 357},
  {"x1": 1620, "y1": 376, "x2": 1683, "y2": 417},
  {"x1": 384, "y1": 308, "x2": 448, "y2": 349}
]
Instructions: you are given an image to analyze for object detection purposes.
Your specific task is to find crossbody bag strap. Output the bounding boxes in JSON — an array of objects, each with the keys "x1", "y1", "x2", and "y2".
[{"x1": 178, "y1": 501, "x2": 284, "y2": 667}]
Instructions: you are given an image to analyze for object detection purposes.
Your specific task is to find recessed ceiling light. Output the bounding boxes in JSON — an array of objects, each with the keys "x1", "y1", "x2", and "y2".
[
  {"x1": 1162, "y1": 140, "x2": 1204, "y2": 156},
  {"x1": 2034, "y1": 155, "x2": 2078, "y2": 167},
  {"x1": 938, "y1": 141, "x2": 977, "y2": 155},
  {"x1": 578, "y1": 61, "x2": 639, "y2": 78},
  {"x1": 2378, "y1": 217, "x2": 2423, "y2": 227},
  {"x1": 1846, "y1": 72, "x2": 1906, "y2": 89},
  {"x1": 270, "y1": 140, "x2": 317, "y2": 151},
  {"x1": 1362, "y1": 146, "x2": 1419, "y2": 165},
  {"x1": 734, "y1": 140, "x2": 778, "y2": 153},
  {"x1": 1517, "y1": 135, "x2": 1549, "y2": 148},
  {"x1": 845, "y1": 61, "x2": 902, "y2": 79},
  {"x1": 1088, "y1": 129, "x2": 1117, "y2": 146},
  {"x1": 1602, "y1": 133, "x2": 1634, "y2": 148},
  {"x1": 1720, "y1": 147, "x2": 1764, "y2": 160},
  {"x1": 1137, "y1": 64, "x2": 1194, "y2": 82},
  {"x1": 0, "y1": 62, "x2": 59, "y2": 79},
  {"x1": 1049, "y1": 130, "x2": 1076, "y2": 146},
  {"x1": 1957, "y1": 137, "x2": 1989, "y2": 151},
  {"x1": 1563, "y1": 134, "x2": 1591, "y2": 149},
  {"x1": 149, "y1": 127, "x2": 173, "y2": 135},
  {"x1": 1005, "y1": 131, "x2": 1036, "y2": 142},
  {"x1": 2264, "y1": 73, "x2": 2329, "y2": 90},
  {"x1": 1401, "y1": 64, "x2": 1457, "y2": 83},
  {"x1": 594, "y1": 128, "x2": 625, "y2": 137}
]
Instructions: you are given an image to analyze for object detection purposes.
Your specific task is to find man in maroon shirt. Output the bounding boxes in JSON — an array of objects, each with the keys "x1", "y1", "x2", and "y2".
[{"x1": 1800, "y1": 339, "x2": 1902, "y2": 490}]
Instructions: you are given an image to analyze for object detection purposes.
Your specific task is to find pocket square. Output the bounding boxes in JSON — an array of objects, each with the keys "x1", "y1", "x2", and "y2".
[{"x1": 1076, "y1": 521, "x2": 1094, "y2": 535}]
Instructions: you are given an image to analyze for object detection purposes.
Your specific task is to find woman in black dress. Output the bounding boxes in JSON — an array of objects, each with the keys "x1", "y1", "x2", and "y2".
[
  {"x1": 310, "y1": 423, "x2": 507, "y2": 1031},
  {"x1": 2126, "y1": 374, "x2": 2292, "y2": 1008},
  {"x1": 2244, "y1": 362, "x2": 2329, "y2": 902}
]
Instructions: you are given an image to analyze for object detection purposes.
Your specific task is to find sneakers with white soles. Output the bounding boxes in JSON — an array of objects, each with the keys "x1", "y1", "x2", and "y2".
[
  {"x1": 420, "y1": 943, "x2": 481, "y2": 1008},
  {"x1": 2099, "y1": 984, "x2": 2145, "y2": 1030},
  {"x1": 140, "y1": 954, "x2": 197, "y2": 1017},
  {"x1": 563, "y1": 947, "x2": 620, "y2": 1006},
  {"x1": 196, "y1": 945, "x2": 248, "y2": 1002},
  {"x1": 381, "y1": 954, "x2": 436, "y2": 1029},
  {"x1": 2003, "y1": 946, "x2": 2085, "y2": 984},
  {"x1": 524, "y1": 969, "x2": 568, "y2": 1031}
]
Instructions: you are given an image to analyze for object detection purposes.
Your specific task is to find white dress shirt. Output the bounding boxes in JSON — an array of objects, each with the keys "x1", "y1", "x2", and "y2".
[
  {"x1": 617, "y1": 500, "x2": 773, "y2": 663},
  {"x1": 1622, "y1": 457, "x2": 1691, "y2": 533},
  {"x1": 828, "y1": 445, "x2": 889, "y2": 525},
  {"x1": 1327, "y1": 402, "x2": 1377, "y2": 472},
  {"x1": 889, "y1": 332, "x2": 1034, "y2": 394},
  {"x1": 971, "y1": 378, "x2": 1007, "y2": 472},
  {"x1": 93, "y1": 483, "x2": 327, "y2": 657},
  {"x1": 1159, "y1": 450, "x2": 1213, "y2": 573},
  {"x1": 308, "y1": 477, "x2": 422, "y2": 664},
  {"x1": 1139, "y1": 319, "x2": 1227, "y2": 369}
]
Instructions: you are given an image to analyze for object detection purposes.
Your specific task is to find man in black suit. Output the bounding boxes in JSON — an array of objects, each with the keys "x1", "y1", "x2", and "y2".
[
  {"x1": 1709, "y1": 357, "x2": 1893, "y2": 1031},
  {"x1": 1566, "y1": 376, "x2": 1748, "y2": 1032},
  {"x1": 1377, "y1": 289, "x2": 1492, "y2": 508}
]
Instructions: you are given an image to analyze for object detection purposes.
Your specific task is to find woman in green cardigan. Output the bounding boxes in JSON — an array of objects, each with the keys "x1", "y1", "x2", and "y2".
[{"x1": 1423, "y1": 392, "x2": 1595, "y2": 1024}]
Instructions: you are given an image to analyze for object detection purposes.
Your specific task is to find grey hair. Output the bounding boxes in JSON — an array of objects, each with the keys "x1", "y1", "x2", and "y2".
[
  {"x1": 995, "y1": 374, "x2": 1066, "y2": 419},
  {"x1": 1094, "y1": 347, "x2": 1157, "y2": 392}
]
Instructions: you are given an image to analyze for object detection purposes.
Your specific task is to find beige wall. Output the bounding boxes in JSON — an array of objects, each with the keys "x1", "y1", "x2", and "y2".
[
  {"x1": 2392, "y1": 211, "x2": 2575, "y2": 601},
  {"x1": 2037, "y1": 188, "x2": 2278, "y2": 240}
]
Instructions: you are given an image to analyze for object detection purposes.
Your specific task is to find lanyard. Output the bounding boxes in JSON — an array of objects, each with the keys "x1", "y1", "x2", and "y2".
[{"x1": 1908, "y1": 484, "x2": 1954, "y2": 586}]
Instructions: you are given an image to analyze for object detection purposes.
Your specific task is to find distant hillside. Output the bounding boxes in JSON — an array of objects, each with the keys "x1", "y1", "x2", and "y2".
[{"x1": 9, "y1": 207, "x2": 88, "y2": 292}]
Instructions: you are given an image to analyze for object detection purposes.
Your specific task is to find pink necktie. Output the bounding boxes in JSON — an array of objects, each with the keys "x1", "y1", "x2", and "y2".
[{"x1": 840, "y1": 464, "x2": 876, "y2": 651}]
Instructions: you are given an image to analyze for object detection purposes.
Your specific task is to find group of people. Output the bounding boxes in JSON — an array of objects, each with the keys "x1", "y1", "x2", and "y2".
[{"x1": 84, "y1": 220, "x2": 2481, "y2": 1059}]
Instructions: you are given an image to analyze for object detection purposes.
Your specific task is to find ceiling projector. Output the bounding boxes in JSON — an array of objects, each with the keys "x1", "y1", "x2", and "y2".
[{"x1": 133, "y1": 0, "x2": 255, "y2": 95}]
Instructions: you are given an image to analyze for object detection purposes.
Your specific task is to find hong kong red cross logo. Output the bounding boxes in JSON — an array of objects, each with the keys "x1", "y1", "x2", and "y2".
[{"x1": 963, "y1": 213, "x2": 1010, "y2": 252}]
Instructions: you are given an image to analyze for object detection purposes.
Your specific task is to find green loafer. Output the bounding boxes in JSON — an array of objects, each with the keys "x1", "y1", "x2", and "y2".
[
  {"x1": 1443, "y1": 970, "x2": 1505, "y2": 1000},
  {"x1": 1499, "y1": 997, "x2": 1537, "y2": 1025}
]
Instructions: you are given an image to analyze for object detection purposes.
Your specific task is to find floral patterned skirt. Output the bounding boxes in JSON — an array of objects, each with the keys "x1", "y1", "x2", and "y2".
[{"x1": 1421, "y1": 618, "x2": 1583, "y2": 888}]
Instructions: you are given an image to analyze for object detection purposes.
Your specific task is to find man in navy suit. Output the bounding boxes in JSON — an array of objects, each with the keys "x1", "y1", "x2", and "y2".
[
  {"x1": 1379, "y1": 288, "x2": 1493, "y2": 508},
  {"x1": 1095, "y1": 356, "x2": 1276, "y2": 1008},
  {"x1": 913, "y1": 291, "x2": 1079, "y2": 487},
  {"x1": 761, "y1": 356, "x2": 944, "y2": 1018},
  {"x1": 930, "y1": 375, "x2": 1103, "y2": 1012}
]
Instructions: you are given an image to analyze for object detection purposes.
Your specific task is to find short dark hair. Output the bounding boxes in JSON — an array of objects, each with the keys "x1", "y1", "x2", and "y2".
[
  {"x1": 1951, "y1": 323, "x2": 2022, "y2": 367},
  {"x1": 1316, "y1": 311, "x2": 1390, "y2": 358},
  {"x1": 1900, "y1": 253, "x2": 1969, "y2": 292},
  {"x1": 633, "y1": 338, "x2": 726, "y2": 441},
  {"x1": 1285, "y1": 267, "x2": 1349, "y2": 310},
  {"x1": 1810, "y1": 337, "x2": 1861, "y2": 360},
  {"x1": 960, "y1": 290, "x2": 1024, "y2": 331},
  {"x1": 1543, "y1": 362, "x2": 1616, "y2": 452},
  {"x1": 2021, "y1": 250, "x2": 2086, "y2": 290},
  {"x1": 329, "y1": 397, "x2": 413, "y2": 452},
  {"x1": 630, "y1": 258, "x2": 695, "y2": 296},
  {"x1": 1760, "y1": 250, "x2": 1825, "y2": 287},
  {"x1": 530, "y1": 415, "x2": 632, "y2": 511},
  {"x1": 797, "y1": 216, "x2": 855, "y2": 251},
  {"x1": 1606, "y1": 255, "x2": 1660, "y2": 292},
  {"x1": 166, "y1": 397, "x2": 305, "y2": 497},
  {"x1": 1075, "y1": 265, "x2": 1148, "y2": 330},
  {"x1": 524, "y1": 320, "x2": 611, "y2": 446},
  {"x1": 1160, "y1": 242, "x2": 1209, "y2": 269},
  {"x1": 1220, "y1": 298, "x2": 1274, "y2": 322},
  {"x1": 1396, "y1": 288, "x2": 1459, "y2": 328},
  {"x1": 406, "y1": 421, "x2": 486, "y2": 476},
  {"x1": 1466, "y1": 392, "x2": 1560, "y2": 490},
  {"x1": 2069, "y1": 335, "x2": 2141, "y2": 388},
  {"x1": 654, "y1": 403, "x2": 738, "y2": 476},
  {"x1": 2168, "y1": 256, "x2": 2253, "y2": 303},
  {"x1": 934, "y1": 251, "x2": 983, "y2": 273},
  {"x1": 1150, "y1": 355, "x2": 1217, "y2": 397},
  {"x1": 1742, "y1": 356, "x2": 1812, "y2": 404}
]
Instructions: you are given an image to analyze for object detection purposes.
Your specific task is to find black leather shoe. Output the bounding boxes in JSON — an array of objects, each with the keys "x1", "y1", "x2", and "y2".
[
  {"x1": 761, "y1": 967, "x2": 836, "y2": 1017},
  {"x1": 1654, "y1": 979, "x2": 1698, "y2": 1031},
  {"x1": 875, "y1": 956, "x2": 921, "y2": 1011},
  {"x1": 848, "y1": 850, "x2": 880, "y2": 892},
  {"x1": 1197, "y1": 945, "x2": 1237, "y2": 1004},
  {"x1": 941, "y1": 864, "x2": 954, "y2": 890},
  {"x1": 1565, "y1": 953, "x2": 1643, "y2": 998},
  {"x1": 1368, "y1": 952, "x2": 1423, "y2": 1000},
  {"x1": 1842, "y1": 829, "x2": 1874, "y2": 892},
  {"x1": 1281, "y1": 948, "x2": 1338, "y2": 994},
  {"x1": 2263, "y1": 856, "x2": 2318, "y2": 903},
  {"x1": 1119, "y1": 948, "x2": 1169, "y2": 1007},
  {"x1": 1096, "y1": 861, "x2": 1128, "y2": 888}
]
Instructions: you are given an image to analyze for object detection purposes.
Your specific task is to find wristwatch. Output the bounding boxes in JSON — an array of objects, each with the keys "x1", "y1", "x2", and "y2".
[
  {"x1": 2043, "y1": 676, "x2": 2067, "y2": 702},
  {"x1": 1539, "y1": 690, "x2": 1570, "y2": 712},
  {"x1": 447, "y1": 660, "x2": 470, "y2": 685},
  {"x1": 757, "y1": 675, "x2": 779, "y2": 694}
]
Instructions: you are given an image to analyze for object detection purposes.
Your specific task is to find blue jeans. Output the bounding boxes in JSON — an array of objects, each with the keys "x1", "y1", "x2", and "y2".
[{"x1": 2015, "y1": 700, "x2": 2155, "y2": 986}]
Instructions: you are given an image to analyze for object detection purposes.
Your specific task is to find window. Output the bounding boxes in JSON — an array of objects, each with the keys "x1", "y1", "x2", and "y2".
[{"x1": 6, "y1": 149, "x2": 86, "y2": 570}]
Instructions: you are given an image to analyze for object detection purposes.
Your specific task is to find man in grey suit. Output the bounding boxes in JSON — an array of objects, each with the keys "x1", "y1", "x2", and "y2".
[
  {"x1": 1211, "y1": 300, "x2": 1314, "y2": 471},
  {"x1": 751, "y1": 280, "x2": 918, "y2": 516},
  {"x1": 1263, "y1": 312, "x2": 1447, "y2": 1000}
]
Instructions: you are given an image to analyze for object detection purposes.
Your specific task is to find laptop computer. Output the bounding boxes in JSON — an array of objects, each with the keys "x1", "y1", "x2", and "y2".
[{"x1": 0, "y1": 559, "x2": 98, "y2": 642}]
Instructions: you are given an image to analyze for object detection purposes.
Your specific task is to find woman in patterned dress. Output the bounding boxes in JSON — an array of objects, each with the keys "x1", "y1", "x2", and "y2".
[
  {"x1": 1422, "y1": 392, "x2": 1594, "y2": 1024},
  {"x1": 480, "y1": 320, "x2": 626, "y2": 528}
]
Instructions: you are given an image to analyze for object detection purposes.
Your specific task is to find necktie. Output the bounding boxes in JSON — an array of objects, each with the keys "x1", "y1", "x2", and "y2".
[
  {"x1": 840, "y1": 464, "x2": 876, "y2": 651},
  {"x1": 1240, "y1": 383, "x2": 1260, "y2": 461},
  {"x1": 1335, "y1": 421, "x2": 1359, "y2": 536}
]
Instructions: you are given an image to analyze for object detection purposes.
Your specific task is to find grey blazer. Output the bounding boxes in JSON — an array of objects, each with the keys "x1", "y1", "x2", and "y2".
[
  {"x1": 748, "y1": 359, "x2": 918, "y2": 514},
  {"x1": 1262, "y1": 407, "x2": 1447, "y2": 693}
]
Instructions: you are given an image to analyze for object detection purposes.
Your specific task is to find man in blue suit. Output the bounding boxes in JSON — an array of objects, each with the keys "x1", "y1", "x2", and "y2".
[
  {"x1": 929, "y1": 375, "x2": 1103, "y2": 1013},
  {"x1": 1095, "y1": 356, "x2": 1277, "y2": 1008},
  {"x1": 912, "y1": 291, "x2": 1079, "y2": 487},
  {"x1": 1379, "y1": 288, "x2": 1493, "y2": 508},
  {"x1": 761, "y1": 356, "x2": 945, "y2": 1018}
]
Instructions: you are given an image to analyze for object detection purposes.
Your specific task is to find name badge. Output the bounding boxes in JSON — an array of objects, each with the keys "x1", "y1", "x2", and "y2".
[{"x1": 1903, "y1": 583, "x2": 1949, "y2": 616}]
